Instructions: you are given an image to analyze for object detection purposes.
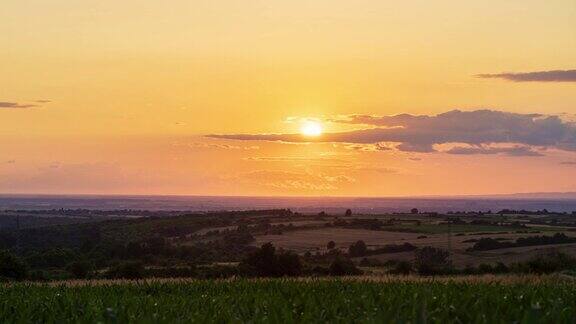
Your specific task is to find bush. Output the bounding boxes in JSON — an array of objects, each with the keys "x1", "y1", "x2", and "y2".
[
  {"x1": 0, "y1": 250, "x2": 27, "y2": 281},
  {"x1": 147, "y1": 266, "x2": 197, "y2": 278},
  {"x1": 329, "y1": 257, "x2": 362, "y2": 276},
  {"x1": 327, "y1": 241, "x2": 336, "y2": 250},
  {"x1": 27, "y1": 270, "x2": 48, "y2": 281},
  {"x1": 197, "y1": 265, "x2": 238, "y2": 279},
  {"x1": 390, "y1": 261, "x2": 412, "y2": 275},
  {"x1": 513, "y1": 250, "x2": 576, "y2": 274},
  {"x1": 239, "y1": 243, "x2": 303, "y2": 277},
  {"x1": 371, "y1": 243, "x2": 417, "y2": 255},
  {"x1": 414, "y1": 247, "x2": 451, "y2": 275},
  {"x1": 107, "y1": 261, "x2": 145, "y2": 279},
  {"x1": 348, "y1": 240, "x2": 368, "y2": 257},
  {"x1": 468, "y1": 233, "x2": 576, "y2": 251},
  {"x1": 359, "y1": 258, "x2": 383, "y2": 267},
  {"x1": 66, "y1": 260, "x2": 92, "y2": 279},
  {"x1": 276, "y1": 252, "x2": 303, "y2": 276}
]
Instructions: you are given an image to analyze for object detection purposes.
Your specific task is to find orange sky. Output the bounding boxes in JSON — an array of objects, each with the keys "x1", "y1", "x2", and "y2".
[{"x1": 1, "y1": 0, "x2": 575, "y2": 196}]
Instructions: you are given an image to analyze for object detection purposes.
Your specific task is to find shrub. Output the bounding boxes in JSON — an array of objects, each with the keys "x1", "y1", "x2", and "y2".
[
  {"x1": 327, "y1": 241, "x2": 336, "y2": 250},
  {"x1": 514, "y1": 250, "x2": 576, "y2": 274},
  {"x1": 66, "y1": 260, "x2": 92, "y2": 279},
  {"x1": 276, "y1": 252, "x2": 303, "y2": 276},
  {"x1": 468, "y1": 233, "x2": 576, "y2": 251},
  {"x1": 371, "y1": 243, "x2": 416, "y2": 255},
  {"x1": 239, "y1": 243, "x2": 303, "y2": 277},
  {"x1": 329, "y1": 257, "x2": 362, "y2": 276},
  {"x1": 27, "y1": 270, "x2": 48, "y2": 281},
  {"x1": 0, "y1": 250, "x2": 27, "y2": 281},
  {"x1": 107, "y1": 261, "x2": 145, "y2": 279},
  {"x1": 390, "y1": 261, "x2": 412, "y2": 275},
  {"x1": 414, "y1": 247, "x2": 451, "y2": 275},
  {"x1": 348, "y1": 240, "x2": 368, "y2": 257}
]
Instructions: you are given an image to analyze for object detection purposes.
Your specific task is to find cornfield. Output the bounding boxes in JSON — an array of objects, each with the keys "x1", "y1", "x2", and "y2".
[{"x1": 0, "y1": 277, "x2": 575, "y2": 323}]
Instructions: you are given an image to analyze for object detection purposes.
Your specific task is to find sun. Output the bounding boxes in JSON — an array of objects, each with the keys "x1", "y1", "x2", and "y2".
[{"x1": 300, "y1": 121, "x2": 323, "y2": 137}]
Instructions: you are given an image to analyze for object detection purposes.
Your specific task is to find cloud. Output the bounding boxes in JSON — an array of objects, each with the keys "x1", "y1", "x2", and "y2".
[
  {"x1": 343, "y1": 143, "x2": 393, "y2": 152},
  {"x1": 208, "y1": 109, "x2": 576, "y2": 155},
  {"x1": 243, "y1": 156, "x2": 345, "y2": 163},
  {"x1": 233, "y1": 169, "x2": 354, "y2": 191},
  {"x1": 0, "y1": 101, "x2": 38, "y2": 109},
  {"x1": 445, "y1": 145, "x2": 543, "y2": 157},
  {"x1": 477, "y1": 69, "x2": 576, "y2": 82},
  {"x1": 175, "y1": 142, "x2": 260, "y2": 150},
  {"x1": 353, "y1": 166, "x2": 398, "y2": 174},
  {"x1": 560, "y1": 161, "x2": 576, "y2": 165}
]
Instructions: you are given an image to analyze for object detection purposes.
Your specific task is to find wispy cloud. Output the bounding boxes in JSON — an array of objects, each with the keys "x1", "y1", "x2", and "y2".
[
  {"x1": 243, "y1": 156, "x2": 345, "y2": 163},
  {"x1": 477, "y1": 69, "x2": 576, "y2": 82},
  {"x1": 445, "y1": 145, "x2": 543, "y2": 157},
  {"x1": 0, "y1": 101, "x2": 38, "y2": 109},
  {"x1": 208, "y1": 109, "x2": 576, "y2": 155},
  {"x1": 175, "y1": 142, "x2": 260, "y2": 150},
  {"x1": 232, "y1": 169, "x2": 354, "y2": 191}
]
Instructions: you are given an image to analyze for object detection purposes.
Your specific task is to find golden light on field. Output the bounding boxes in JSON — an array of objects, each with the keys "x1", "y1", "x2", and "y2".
[{"x1": 300, "y1": 121, "x2": 323, "y2": 137}]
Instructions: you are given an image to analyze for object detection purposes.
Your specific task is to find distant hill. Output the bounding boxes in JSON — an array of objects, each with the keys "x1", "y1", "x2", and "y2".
[
  {"x1": 474, "y1": 192, "x2": 576, "y2": 200},
  {"x1": 2, "y1": 193, "x2": 576, "y2": 213}
]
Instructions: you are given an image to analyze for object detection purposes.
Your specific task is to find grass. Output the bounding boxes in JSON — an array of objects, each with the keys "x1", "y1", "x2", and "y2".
[{"x1": 1, "y1": 277, "x2": 575, "y2": 323}]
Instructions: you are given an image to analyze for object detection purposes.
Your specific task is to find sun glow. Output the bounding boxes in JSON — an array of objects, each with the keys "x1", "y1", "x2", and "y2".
[{"x1": 300, "y1": 121, "x2": 323, "y2": 137}]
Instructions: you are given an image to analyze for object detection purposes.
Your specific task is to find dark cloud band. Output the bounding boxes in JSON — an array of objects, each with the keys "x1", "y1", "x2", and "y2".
[
  {"x1": 477, "y1": 69, "x2": 576, "y2": 82},
  {"x1": 0, "y1": 101, "x2": 38, "y2": 109}
]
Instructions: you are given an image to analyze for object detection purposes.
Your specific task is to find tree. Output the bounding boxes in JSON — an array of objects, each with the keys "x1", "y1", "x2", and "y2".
[
  {"x1": 411, "y1": 208, "x2": 419, "y2": 214},
  {"x1": 276, "y1": 252, "x2": 303, "y2": 276},
  {"x1": 327, "y1": 241, "x2": 336, "y2": 250},
  {"x1": 243, "y1": 242, "x2": 277, "y2": 276},
  {"x1": 107, "y1": 261, "x2": 145, "y2": 279},
  {"x1": 329, "y1": 257, "x2": 362, "y2": 276},
  {"x1": 0, "y1": 250, "x2": 27, "y2": 281},
  {"x1": 240, "y1": 243, "x2": 303, "y2": 277},
  {"x1": 66, "y1": 260, "x2": 92, "y2": 279},
  {"x1": 345, "y1": 209, "x2": 352, "y2": 217},
  {"x1": 348, "y1": 240, "x2": 368, "y2": 257},
  {"x1": 390, "y1": 261, "x2": 412, "y2": 275},
  {"x1": 414, "y1": 246, "x2": 450, "y2": 275}
]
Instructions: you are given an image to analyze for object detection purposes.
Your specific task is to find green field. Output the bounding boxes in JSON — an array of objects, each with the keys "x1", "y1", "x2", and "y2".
[{"x1": 1, "y1": 278, "x2": 575, "y2": 323}]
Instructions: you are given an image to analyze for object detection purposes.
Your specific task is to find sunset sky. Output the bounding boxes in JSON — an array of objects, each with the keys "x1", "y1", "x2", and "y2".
[{"x1": 1, "y1": 0, "x2": 575, "y2": 196}]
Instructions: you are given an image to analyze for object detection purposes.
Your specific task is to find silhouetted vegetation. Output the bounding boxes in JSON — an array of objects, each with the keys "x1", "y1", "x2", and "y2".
[
  {"x1": 328, "y1": 257, "x2": 362, "y2": 276},
  {"x1": 327, "y1": 240, "x2": 336, "y2": 250},
  {"x1": 66, "y1": 260, "x2": 92, "y2": 279},
  {"x1": 239, "y1": 243, "x2": 303, "y2": 277},
  {"x1": 389, "y1": 261, "x2": 413, "y2": 275},
  {"x1": 348, "y1": 240, "x2": 368, "y2": 257},
  {"x1": 414, "y1": 247, "x2": 451, "y2": 275},
  {"x1": 1, "y1": 207, "x2": 576, "y2": 281},
  {"x1": 348, "y1": 241, "x2": 416, "y2": 257},
  {"x1": 468, "y1": 233, "x2": 576, "y2": 251},
  {"x1": 0, "y1": 250, "x2": 27, "y2": 281}
]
